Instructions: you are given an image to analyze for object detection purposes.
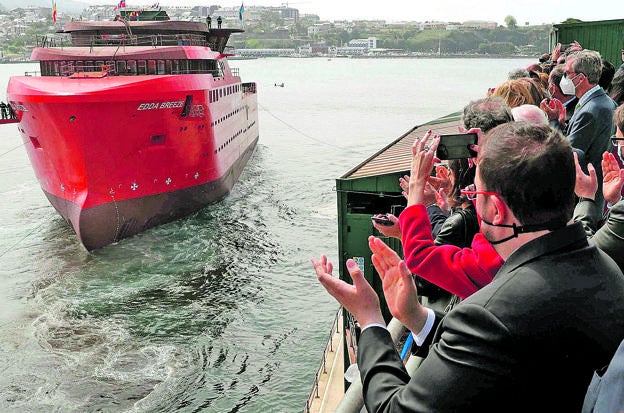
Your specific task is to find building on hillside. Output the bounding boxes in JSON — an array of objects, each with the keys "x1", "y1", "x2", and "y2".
[
  {"x1": 280, "y1": 7, "x2": 299, "y2": 21},
  {"x1": 348, "y1": 37, "x2": 377, "y2": 49},
  {"x1": 308, "y1": 22, "x2": 331, "y2": 36}
]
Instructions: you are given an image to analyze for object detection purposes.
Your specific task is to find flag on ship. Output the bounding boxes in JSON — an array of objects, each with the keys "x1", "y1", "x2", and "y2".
[
  {"x1": 239, "y1": 3, "x2": 245, "y2": 28},
  {"x1": 52, "y1": 1, "x2": 57, "y2": 23},
  {"x1": 114, "y1": 0, "x2": 126, "y2": 10},
  {"x1": 151, "y1": 2, "x2": 159, "y2": 8}
]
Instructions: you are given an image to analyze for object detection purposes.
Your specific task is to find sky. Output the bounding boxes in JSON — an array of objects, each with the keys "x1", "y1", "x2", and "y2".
[{"x1": 77, "y1": 0, "x2": 619, "y2": 26}]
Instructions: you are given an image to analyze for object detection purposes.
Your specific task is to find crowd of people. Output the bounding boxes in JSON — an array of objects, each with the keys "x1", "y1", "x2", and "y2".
[{"x1": 311, "y1": 42, "x2": 624, "y2": 412}]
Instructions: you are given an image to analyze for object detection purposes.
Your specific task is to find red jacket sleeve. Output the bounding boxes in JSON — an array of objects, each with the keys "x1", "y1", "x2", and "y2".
[{"x1": 399, "y1": 204, "x2": 503, "y2": 298}]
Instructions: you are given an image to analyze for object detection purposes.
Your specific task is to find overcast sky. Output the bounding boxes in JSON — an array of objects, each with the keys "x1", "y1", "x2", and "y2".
[{"x1": 78, "y1": 0, "x2": 617, "y2": 26}]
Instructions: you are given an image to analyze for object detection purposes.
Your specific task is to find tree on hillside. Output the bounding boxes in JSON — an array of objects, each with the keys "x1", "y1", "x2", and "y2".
[{"x1": 504, "y1": 15, "x2": 517, "y2": 29}]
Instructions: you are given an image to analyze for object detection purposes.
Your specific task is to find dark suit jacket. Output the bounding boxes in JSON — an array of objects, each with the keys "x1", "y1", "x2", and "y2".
[
  {"x1": 358, "y1": 222, "x2": 624, "y2": 412},
  {"x1": 566, "y1": 87, "x2": 617, "y2": 218},
  {"x1": 574, "y1": 198, "x2": 624, "y2": 273}
]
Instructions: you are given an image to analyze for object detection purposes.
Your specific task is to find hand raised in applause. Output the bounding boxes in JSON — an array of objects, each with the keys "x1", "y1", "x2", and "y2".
[
  {"x1": 574, "y1": 151, "x2": 598, "y2": 199},
  {"x1": 602, "y1": 151, "x2": 624, "y2": 205},
  {"x1": 399, "y1": 174, "x2": 410, "y2": 200},
  {"x1": 540, "y1": 98, "x2": 566, "y2": 124},
  {"x1": 368, "y1": 236, "x2": 429, "y2": 334},
  {"x1": 312, "y1": 255, "x2": 385, "y2": 329},
  {"x1": 551, "y1": 43, "x2": 562, "y2": 63},
  {"x1": 569, "y1": 40, "x2": 582, "y2": 52}
]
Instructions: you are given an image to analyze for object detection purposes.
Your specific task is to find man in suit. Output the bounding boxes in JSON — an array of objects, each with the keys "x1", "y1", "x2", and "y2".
[
  {"x1": 574, "y1": 102, "x2": 624, "y2": 272},
  {"x1": 561, "y1": 50, "x2": 617, "y2": 220},
  {"x1": 312, "y1": 122, "x2": 624, "y2": 411}
]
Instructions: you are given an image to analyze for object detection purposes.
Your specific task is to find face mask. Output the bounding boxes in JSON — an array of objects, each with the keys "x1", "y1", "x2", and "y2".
[
  {"x1": 479, "y1": 216, "x2": 567, "y2": 245},
  {"x1": 618, "y1": 144, "x2": 624, "y2": 164},
  {"x1": 559, "y1": 73, "x2": 579, "y2": 96}
]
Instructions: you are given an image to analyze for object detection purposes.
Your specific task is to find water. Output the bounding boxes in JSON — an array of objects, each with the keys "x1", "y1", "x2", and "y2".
[{"x1": 0, "y1": 57, "x2": 533, "y2": 412}]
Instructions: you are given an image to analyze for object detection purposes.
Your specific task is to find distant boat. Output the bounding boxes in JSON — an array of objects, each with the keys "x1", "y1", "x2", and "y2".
[
  {"x1": 7, "y1": 8, "x2": 259, "y2": 250},
  {"x1": 274, "y1": 82, "x2": 284, "y2": 87}
]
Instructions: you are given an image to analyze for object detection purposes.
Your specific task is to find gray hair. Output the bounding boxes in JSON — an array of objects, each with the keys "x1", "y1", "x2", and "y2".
[
  {"x1": 462, "y1": 96, "x2": 513, "y2": 133},
  {"x1": 508, "y1": 68, "x2": 530, "y2": 80},
  {"x1": 568, "y1": 49, "x2": 603, "y2": 85}
]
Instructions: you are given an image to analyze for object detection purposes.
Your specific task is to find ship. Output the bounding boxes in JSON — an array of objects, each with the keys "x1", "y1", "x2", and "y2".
[{"x1": 6, "y1": 7, "x2": 259, "y2": 251}]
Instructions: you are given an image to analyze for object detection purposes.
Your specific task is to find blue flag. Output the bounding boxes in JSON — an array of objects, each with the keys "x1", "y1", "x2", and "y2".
[{"x1": 239, "y1": 3, "x2": 244, "y2": 21}]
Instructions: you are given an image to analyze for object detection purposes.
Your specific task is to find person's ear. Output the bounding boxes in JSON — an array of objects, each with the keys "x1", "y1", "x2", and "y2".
[{"x1": 491, "y1": 195, "x2": 510, "y2": 225}]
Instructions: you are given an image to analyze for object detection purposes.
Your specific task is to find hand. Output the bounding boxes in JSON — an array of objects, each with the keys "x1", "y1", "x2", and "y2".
[
  {"x1": 465, "y1": 127, "x2": 483, "y2": 168},
  {"x1": 601, "y1": 151, "x2": 624, "y2": 205},
  {"x1": 372, "y1": 213, "x2": 402, "y2": 239},
  {"x1": 368, "y1": 236, "x2": 429, "y2": 333},
  {"x1": 574, "y1": 152, "x2": 597, "y2": 199},
  {"x1": 427, "y1": 165, "x2": 451, "y2": 194},
  {"x1": 434, "y1": 185, "x2": 450, "y2": 213},
  {"x1": 569, "y1": 40, "x2": 582, "y2": 52},
  {"x1": 399, "y1": 174, "x2": 410, "y2": 200},
  {"x1": 422, "y1": 181, "x2": 437, "y2": 206},
  {"x1": 551, "y1": 98, "x2": 566, "y2": 124},
  {"x1": 540, "y1": 98, "x2": 565, "y2": 123},
  {"x1": 312, "y1": 255, "x2": 385, "y2": 328},
  {"x1": 551, "y1": 43, "x2": 562, "y2": 62},
  {"x1": 407, "y1": 131, "x2": 439, "y2": 207}
]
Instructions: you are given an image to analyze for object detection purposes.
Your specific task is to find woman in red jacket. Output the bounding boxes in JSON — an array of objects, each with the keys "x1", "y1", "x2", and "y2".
[{"x1": 373, "y1": 130, "x2": 503, "y2": 299}]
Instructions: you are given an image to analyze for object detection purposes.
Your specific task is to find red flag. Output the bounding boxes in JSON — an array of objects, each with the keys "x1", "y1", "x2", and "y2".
[{"x1": 52, "y1": 1, "x2": 57, "y2": 23}]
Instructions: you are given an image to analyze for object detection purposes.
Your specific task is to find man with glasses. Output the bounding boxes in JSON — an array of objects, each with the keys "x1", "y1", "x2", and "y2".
[
  {"x1": 552, "y1": 50, "x2": 617, "y2": 221},
  {"x1": 312, "y1": 122, "x2": 624, "y2": 411}
]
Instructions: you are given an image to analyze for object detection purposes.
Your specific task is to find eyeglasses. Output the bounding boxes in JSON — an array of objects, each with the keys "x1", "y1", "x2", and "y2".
[
  {"x1": 611, "y1": 136, "x2": 624, "y2": 146},
  {"x1": 563, "y1": 71, "x2": 580, "y2": 79},
  {"x1": 460, "y1": 185, "x2": 499, "y2": 201}
]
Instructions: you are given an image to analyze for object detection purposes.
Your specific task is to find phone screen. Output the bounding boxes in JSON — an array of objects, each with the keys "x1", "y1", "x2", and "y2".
[{"x1": 436, "y1": 133, "x2": 478, "y2": 160}]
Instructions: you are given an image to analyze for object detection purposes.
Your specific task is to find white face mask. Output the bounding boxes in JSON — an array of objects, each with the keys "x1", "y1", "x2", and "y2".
[{"x1": 559, "y1": 73, "x2": 579, "y2": 96}]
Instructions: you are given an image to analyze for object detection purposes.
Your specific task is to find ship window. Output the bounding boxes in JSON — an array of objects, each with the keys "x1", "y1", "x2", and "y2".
[
  {"x1": 150, "y1": 135, "x2": 166, "y2": 145},
  {"x1": 95, "y1": 61, "x2": 104, "y2": 72},
  {"x1": 165, "y1": 60, "x2": 172, "y2": 74},
  {"x1": 157, "y1": 60, "x2": 166, "y2": 75},
  {"x1": 147, "y1": 60, "x2": 156, "y2": 75},
  {"x1": 127, "y1": 60, "x2": 137, "y2": 74},
  {"x1": 116, "y1": 61, "x2": 127, "y2": 74},
  {"x1": 137, "y1": 60, "x2": 147, "y2": 75}
]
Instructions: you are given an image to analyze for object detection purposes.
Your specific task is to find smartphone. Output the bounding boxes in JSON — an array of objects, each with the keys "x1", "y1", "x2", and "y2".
[
  {"x1": 372, "y1": 215, "x2": 394, "y2": 226},
  {"x1": 436, "y1": 133, "x2": 478, "y2": 160}
]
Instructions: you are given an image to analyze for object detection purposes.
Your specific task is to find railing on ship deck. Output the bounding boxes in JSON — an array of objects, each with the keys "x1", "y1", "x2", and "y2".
[
  {"x1": 305, "y1": 307, "x2": 343, "y2": 413},
  {"x1": 37, "y1": 33, "x2": 209, "y2": 49},
  {"x1": 305, "y1": 306, "x2": 440, "y2": 412}
]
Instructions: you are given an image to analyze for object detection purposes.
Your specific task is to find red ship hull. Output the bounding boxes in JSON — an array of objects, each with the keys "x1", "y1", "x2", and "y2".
[{"x1": 8, "y1": 69, "x2": 258, "y2": 250}]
